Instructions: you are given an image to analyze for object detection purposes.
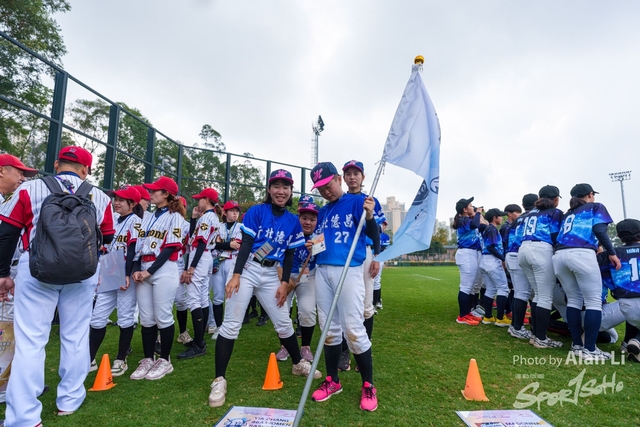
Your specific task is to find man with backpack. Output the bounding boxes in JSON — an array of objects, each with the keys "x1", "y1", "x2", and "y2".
[{"x1": 0, "y1": 146, "x2": 115, "y2": 427}]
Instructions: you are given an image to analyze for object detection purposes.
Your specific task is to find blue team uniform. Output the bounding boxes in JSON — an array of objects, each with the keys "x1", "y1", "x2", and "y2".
[
  {"x1": 482, "y1": 224, "x2": 504, "y2": 260},
  {"x1": 290, "y1": 235, "x2": 317, "y2": 274},
  {"x1": 556, "y1": 203, "x2": 613, "y2": 251},
  {"x1": 380, "y1": 233, "x2": 390, "y2": 249},
  {"x1": 599, "y1": 243, "x2": 640, "y2": 298},
  {"x1": 520, "y1": 208, "x2": 563, "y2": 245},
  {"x1": 315, "y1": 193, "x2": 370, "y2": 266},
  {"x1": 502, "y1": 215, "x2": 527, "y2": 254},
  {"x1": 456, "y1": 214, "x2": 483, "y2": 251},
  {"x1": 241, "y1": 204, "x2": 305, "y2": 262}
]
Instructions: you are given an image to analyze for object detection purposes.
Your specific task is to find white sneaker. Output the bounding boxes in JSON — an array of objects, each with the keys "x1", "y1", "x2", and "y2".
[
  {"x1": 571, "y1": 344, "x2": 584, "y2": 356},
  {"x1": 210, "y1": 327, "x2": 219, "y2": 340},
  {"x1": 508, "y1": 325, "x2": 532, "y2": 339},
  {"x1": 627, "y1": 338, "x2": 640, "y2": 355},
  {"x1": 207, "y1": 325, "x2": 218, "y2": 334},
  {"x1": 89, "y1": 359, "x2": 98, "y2": 372},
  {"x1": 292, "y1": 359, "x2": 322, "y2": 379},
  {"x1": 145, "y1": 357, "x2": 174, "y2": 380},
  {"x1": 209, "y1": 376, "x2": 227, "y2": 407},
  {"x1": 111, "y1": 359, "x2": 128, "y2": 377},
  {"x1": 276, "y1": 345, "x2": 289, "y2": 361},
  {"x1": 532, "y1": 337, "x2": 563, "y2": 349},
  {"x1": 581, "y1": 347, "x2": 611, "y2": 361},
  {"x1": 177, "y1": 330, "x2": 193, "y2": 344},
  {"x1": 130, "y1": 357, "x2": 155, "y2": 380}
]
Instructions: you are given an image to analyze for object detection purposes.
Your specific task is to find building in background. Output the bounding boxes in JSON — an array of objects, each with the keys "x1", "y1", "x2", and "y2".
[{"x1": 382, "y1": 196, "x2": 407, "y2": 234}]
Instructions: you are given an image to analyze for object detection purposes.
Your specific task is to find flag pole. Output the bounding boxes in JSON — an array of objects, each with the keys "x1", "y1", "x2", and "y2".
[{"x1": 292, "y1": 160, "x2": 385, "y2": 427}]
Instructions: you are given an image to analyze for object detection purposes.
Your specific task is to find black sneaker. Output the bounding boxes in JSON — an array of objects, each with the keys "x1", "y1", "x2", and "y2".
[
  {"x1": 177, "y1": 343, "x2": 206, "y2": 360},
  {"x1": 257, "y1": 316, "x2": 269, "y2": 327},
  {"x1": 296, "y1": 326, "x2": 302, "y2": 338},
  {"x1": 243, "y1": 314, "x2": 250, "y2": 325},
  {"x1": 338, "y1": 350, "x2": 351, "y2": 371},
  {"x1": 249, "y1": 310, "x2": 259, "y2": 319},
  {"x1": 127, "y1": 346, "x2": 133, "y2": 356}
]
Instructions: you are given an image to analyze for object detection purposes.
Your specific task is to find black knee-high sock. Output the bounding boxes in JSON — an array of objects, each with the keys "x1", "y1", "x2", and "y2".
[
  {"x1": 506, "y1": 289, "x2": 514, "y2": 315},
  {"x1": 479, "y1": 287, "x2": 486, "y2": 300},
  {"x1": 482, "y1": 295, "x2": 493, "y2": 318},
  {"x1": 215, "y1": 336, "x2": 235, "y2": 378},
  {"x1": 341, "y1": 336, "x2": 349, "y2": 352},
  {"x1": 202, "y1": 306, "x2": 210, "y2": 329},
  {"x1": 565, "y1": 307, "x2": 584, "y2": 346},
  {"x1": 191, "y1": 307, "x2": 204, "y2": 347},
  {"x1": 458, "y1": 291, "x2": 470, "y2": 317},
  {"x1": 176, "y1": 309, "x2": 188, "y2": 334},
  {"x1": 529, "y1": 302, "x2": 537, "y2": 334},
  {"x1": 363, "y1": 317, "x2": 374, "y2": 340},
  {"x1": 280, "y1": 333, "x2": 302, "y2": 364},
  {"x1": 141, "y1": 325, "x2": 158, "y2": 359},
  {"x1": 373, "y1": 289, "x2": 381, "y2": 306},
  {"x1": 213, "y1": 303, "x2": 224, "y2": 327},
  {"x1": 496, "y1": 295, "x2": 508, "y2": 320},
  {"x1": 250, "y1": 295, "x2": 257, "y2": 311},
  {"x1": 512, "y1": 298, "x2": 528, "y2": 330},
  {"x1": 535, "y1": 306, "x2": 551, "y2": 340},
  {"x1": 583, "y1": 309, "x2": 602, "y2": 351},
  {"x1": 624, "y1": 322, "x2": 640, "y2": 342},
  {"x1": 117, "y1": 326, "x2": 135, "y2": 361},
  {"x1": 159, "y1": 324, "x2": 174, "y2": 360},
  {"x1": 324, "y1": 344, "x2": 342, "y2": 383},
  {"x1": 468, "y1": 293, "x2": 478, "y2": 313},
  {"x1": 89, "y1": 326, "x2": 107, "y2": 362},
  {"x1": 301, "y1": 326, "x2": 314, "y2": 347},
  {"x1": 353, "y1": 348, "x2": 373, "y2": 385}
]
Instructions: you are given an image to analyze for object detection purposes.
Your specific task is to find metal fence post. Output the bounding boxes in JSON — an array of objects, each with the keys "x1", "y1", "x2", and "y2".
[
  {"x1": 224, "y1": 153, "x2": 232, "y2": 202},
  {"x1": 103, "y1": 104, "x2": 120, "y2": 189},
  {"x1": 265, "y1": 161, "x2": 272, "y2": 188},
  {"x1": 301, "y1": 167, "x2": 307, "y2": 195},
  {"x1": 45, "y1": 71, "x2": 68, "y2": 173},
  {"x1": 176, "y1": 144, "x2": 184, "y2": 191},
  {"x1": 145, "y1": 128, "x2": 156, "y2": 183}
]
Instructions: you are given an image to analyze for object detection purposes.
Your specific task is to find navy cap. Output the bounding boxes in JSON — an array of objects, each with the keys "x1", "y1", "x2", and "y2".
[
  {"x1": 342, "y1": 160, "x2": 364, "y2": 174},
  {"x1": 298, "y1": 202, "x2": 319, "y2": 215},
  {"x1": 269, "y1": 169, "x2": 294, "y2": 185},
  {"x1": 456, "y1": 197, "x2": 474, "y2": 214},
  {"x1": 299, "y1": 194, "x2": 314, "y2": 204},
  {"x1": 539, "y1": 185, "x2": 561, "y2": 199},
  {"x1": 617, "y1": 219, "x2": 640, "y2": 239},
  {"x1": 570, "y1": 183, "x2": 598, "y2": 198},
  {"x1": 311, "y1": 162, "x2": 339, "y2": 189}
]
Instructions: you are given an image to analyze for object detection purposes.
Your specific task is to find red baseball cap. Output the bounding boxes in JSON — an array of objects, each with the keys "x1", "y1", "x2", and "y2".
[
  {"x1": 223, "y1": 200, "x2": 240, "y2": 211},
  {"x1": 178, "y1": 196, "x2": 187, "y2": 207},
  {"x1": 0, "y1": 154, "x2": 38, "y2": 177},
  {"x1": 107, "y1": 185, "x2": 141, "y2": 204},
  {"x1": 192, "y1": 188, "x2": 219, "y2": 203},
  {"x1": 133, "y1": 185, "x2": 150, "y2": 201},
  {"x1": 58, "y1": 146, "x2": 93, "y2": 173},
  {"x1": 144, "y1": 176, "x2": 179, "y2": 196}
]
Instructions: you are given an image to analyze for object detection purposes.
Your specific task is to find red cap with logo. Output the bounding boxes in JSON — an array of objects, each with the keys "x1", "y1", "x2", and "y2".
[
  {"x1": 58, "y1": 146, "x2": 93, "y2": 173},
  {"x1": 0, "y1": 154, "x2": 38, "y2": 177},
  {"x1": 192, "y1": 188, "x2": 219, "y2": 203},
  {"x1": 144, "y1": 176, "x2": 179, "y2": 196},
  {"x1": 133, "y1": 185, "x2": 150, "y2": 201},
  {"x1": 223, "y1": 200, "x2": 240, "y2": 211},
  {"x1": 107, "y1": 185, "x2": 141, "y2": 204}
]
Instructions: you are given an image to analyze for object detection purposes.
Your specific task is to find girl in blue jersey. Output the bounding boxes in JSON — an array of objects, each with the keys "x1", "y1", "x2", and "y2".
[
  {"x1": 553, "y1": 183, "x2": 621, "y2": 361},
  {"x1": 452, "y1": 197, "x2": 485, "y2": 325},
  {"x1": 208, "y1": 169, "x2": 321, "y2": 408},
  {"x1": 518, "y1": 185, "x2": 564, "y2": 349}
]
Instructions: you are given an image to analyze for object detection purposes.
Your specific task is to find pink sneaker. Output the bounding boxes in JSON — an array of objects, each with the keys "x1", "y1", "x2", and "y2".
[
  {"x1": 276, "y1": 345, "x2": 289, "y2": 361},
  {"x1": 300, "y1": 346, "x2": 314, "y2": 362},
  {"x1": 311, "y1": 377, "x2": 343, "y2": 402},
  {"x1": 360, "y1": 382, "x2": 378, "y2": 411}
]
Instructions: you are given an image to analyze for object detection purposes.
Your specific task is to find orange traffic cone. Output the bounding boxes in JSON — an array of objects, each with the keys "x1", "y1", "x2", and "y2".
[
  {"x1": 262, "y1": 352, "x2": 283, "y2": 390},
  {"x1": 89, "y1": 354, "x2": 116, "y2": 392},
  {"x1": 461, "y1": 358, "x2": 488, "y2": 401}
]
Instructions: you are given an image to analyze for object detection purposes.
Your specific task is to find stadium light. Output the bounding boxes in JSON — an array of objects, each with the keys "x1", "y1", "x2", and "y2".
[{"x1": 609, "y1": 170, "x2": 631, "y2": 219}]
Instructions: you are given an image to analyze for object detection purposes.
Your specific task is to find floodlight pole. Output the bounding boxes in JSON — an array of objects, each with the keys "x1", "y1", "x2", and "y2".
[{"x1": 609, "y1": 171, "x2": 631, "y2": 219}]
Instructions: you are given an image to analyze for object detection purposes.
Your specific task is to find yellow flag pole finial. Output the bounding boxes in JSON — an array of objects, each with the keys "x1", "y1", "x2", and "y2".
[{"x1": 414, "y1": 55, "x2": 424, "y2": 65}]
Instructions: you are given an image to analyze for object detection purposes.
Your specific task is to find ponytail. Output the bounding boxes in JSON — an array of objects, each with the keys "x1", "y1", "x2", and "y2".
[
  {"x1": 452, "y1": 213, "x2": 462, "y2": 230},
  {"x1": 133, "y1": 203, "x2": 145, "y2": 219},
  {"x1": 534, "y1": 197, "x2": 555, "y2": 210},
  {"x1": 167, "y1": 194, "x2": 187, "y2": 217},
  {"x1": 568, "y1": 196, "x2": 587, "y2": 212}
]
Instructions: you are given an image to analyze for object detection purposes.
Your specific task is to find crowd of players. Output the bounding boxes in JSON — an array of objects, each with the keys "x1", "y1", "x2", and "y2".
[
  {"x1": 0, "y1": 149, "x2": 391, "y2": 426},
  {"x1": 452, "y1": 184, "x2": 640, "y2": 363}
]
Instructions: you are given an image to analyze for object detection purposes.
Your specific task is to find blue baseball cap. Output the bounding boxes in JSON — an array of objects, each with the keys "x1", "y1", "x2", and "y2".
[
  {"x1": 342, "y1": 160, "x2": 364, "y2": 174},
  {"x1": 269, "y1": 169, "x2": 294, "y2": 185},
  {"x1": 299, "y1": 194, "x2": 314, "y2": 204},
  {"x1": 298, "y1": 202, "x2": 319, "y2": 215},
  {"x1": 311, "y1": 162, "x2": 339, "y2": 189}
]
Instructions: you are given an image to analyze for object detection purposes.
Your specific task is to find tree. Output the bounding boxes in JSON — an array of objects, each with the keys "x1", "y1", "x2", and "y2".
[{"x1": 0, "y1": 0, "x2": 70, "y2": 160}]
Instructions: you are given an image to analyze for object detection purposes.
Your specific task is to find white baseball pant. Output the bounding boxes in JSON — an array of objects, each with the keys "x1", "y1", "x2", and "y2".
[
  {"x1": 518, "y1": 241, "x2": 555, "y2": 309},
  {"x1": 185, "y1": 250, "x2": 212, "y2": 311},
  {"x1": 455, "y1": 248, "x2": 481, "y2": 294},
  {"x1": 175, "y1": 256, "x2": 188, "y2": 311},
  {"x1": 618, "y1": 298, "x2": 640, "y2": 329},
  {"x1": 315, "y1": 264, "x2": 370, "y2": 355},
  {"x1": 374, "y1": 262, "x2": 383, "y2": 291},
  {"x1": 137, "y1": 260, "x2": 179, "y2": 329},
  {"x1": 5, "y1": 253, "x2": 97, "y2": 426},
  {"x1": 208, "y1": 258, "x2": 235, "y2": 326},
  {"x1": 218, "y1": 260, "x2": 295, "y2": 340},
  {"x1": 479, "y1": 255, "x2": 509, "y2": 299},
  {"x1": 553, "y1": 285, "x2": 624, "y2": 333},
  {"x1": 363, "y1": 247, "x2": 374, "y2": 319},
  {"x1": 506, "y1": 252, "x2": 532, "y2": 301},
  {"x1": 294, "y1": 270, "x2": 317, "y2": 328},
  {"x1": 552, "y1": 248, "x2": 602, "y2": 311},
  {"x1": 90, "y1": 284, "x2": 137, "y2": 329}
]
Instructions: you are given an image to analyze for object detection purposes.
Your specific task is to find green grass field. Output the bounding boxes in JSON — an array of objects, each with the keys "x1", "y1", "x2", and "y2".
[{"x1": 3, "y1": 266, "x2": 639, "y2": 426}]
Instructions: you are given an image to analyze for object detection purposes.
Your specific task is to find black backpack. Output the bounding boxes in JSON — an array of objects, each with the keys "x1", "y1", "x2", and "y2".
[{"x1": 29, "y1": 175, "x2": 103, "y2": 285}]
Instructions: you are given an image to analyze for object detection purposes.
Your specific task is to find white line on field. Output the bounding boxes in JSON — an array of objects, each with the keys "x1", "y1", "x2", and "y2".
[{"x1": 412, "y1": 274, "x2": 441, "y2": 281}]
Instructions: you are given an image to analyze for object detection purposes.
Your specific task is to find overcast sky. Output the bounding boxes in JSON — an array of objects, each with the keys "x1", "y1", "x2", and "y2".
[{"x1": 55, "y1": 1, "x2": 640, "y2": 224}]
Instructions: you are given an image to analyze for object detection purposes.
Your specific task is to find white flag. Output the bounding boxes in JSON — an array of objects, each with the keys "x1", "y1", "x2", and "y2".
[{"x1": 376, "y1": 64, "x2": 441, "y2": 262}]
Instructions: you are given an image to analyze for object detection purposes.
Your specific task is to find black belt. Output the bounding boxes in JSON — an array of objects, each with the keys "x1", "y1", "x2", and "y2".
[
  {"x1": 11, "y1": 260, "x2": 19, "y2": 267},
  {"x1": 253, "y1": 257, "x2": 277, "y2": 267}
]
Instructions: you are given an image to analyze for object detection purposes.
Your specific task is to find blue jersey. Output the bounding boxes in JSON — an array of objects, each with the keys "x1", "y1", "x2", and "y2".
[
  {"x1": 240, "y1": 204, "x2": 305, "y2": 262},
  {"x1": 606, "y1": 243, "x2": 640, "y2": 297},
  {"x1": 482, "y1": 224, "x2": 503, "y2": 257},
  {"x1": 520, "y1": 208, "x2": 563, "y2": 245},
  {"x1": 556, "y1": 203, "x2": 613, "y2": 251},
  {"x1": 354, "y1": 192, "x2": 385, "y2": 248},
  {"x1": 289, "y1": 235, "x2": 316, "y2": 274},
  {"x1": 456, "y1": 215, "x2": 482, "y2": 251},
  {"x1": 502, "y1": 215, "x2": 526, "y2": 253},
  {"x1": 315, "y1": 193, "x2": 369, "y2": 266},
  {"x1": 380, "y1": 233, "x2": 390, "y2": 248}
]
